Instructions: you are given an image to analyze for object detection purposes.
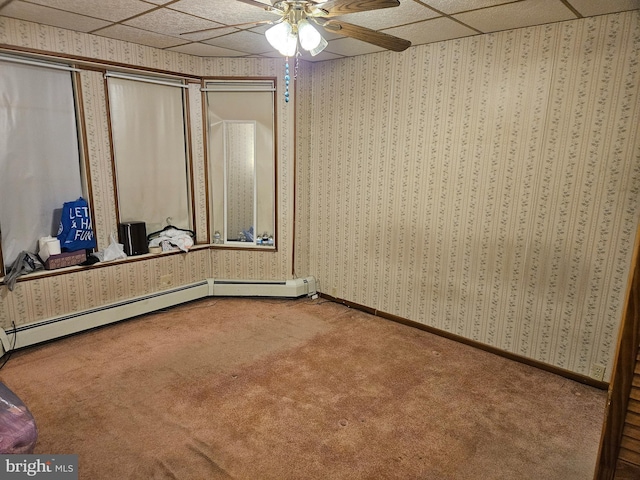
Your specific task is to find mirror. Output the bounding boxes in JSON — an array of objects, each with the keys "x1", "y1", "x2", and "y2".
[
  {"x1": 205, "y1": 80, "x2": 276, "y2": 248},
  {"x1": 224, "y1": 121, "x2": 255, "y2": 243}
]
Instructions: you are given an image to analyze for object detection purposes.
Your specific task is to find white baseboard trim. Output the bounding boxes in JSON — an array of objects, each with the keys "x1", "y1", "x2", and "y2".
[{"x1": 0, "y1": 276, "x2": 317, "y2": 355}]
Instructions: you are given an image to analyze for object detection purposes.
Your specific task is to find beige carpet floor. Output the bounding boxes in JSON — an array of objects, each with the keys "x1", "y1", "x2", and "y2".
[{"x1": 0, "y1": 297, "x2": 606, "y2": 479}]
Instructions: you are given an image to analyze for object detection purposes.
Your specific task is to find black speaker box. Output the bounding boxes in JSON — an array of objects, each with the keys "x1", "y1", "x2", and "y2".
[{"x1": 118, "y1": 221, "x2": 148, "y2": 256}]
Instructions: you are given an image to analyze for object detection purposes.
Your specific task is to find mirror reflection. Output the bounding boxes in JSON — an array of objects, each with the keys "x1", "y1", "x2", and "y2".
[
  {"x1": 224, "y1": 121, "x2": 255, "y2": 243},
  {"x1": 205, "y1": 80, "x2": 276, "y2": 248}
]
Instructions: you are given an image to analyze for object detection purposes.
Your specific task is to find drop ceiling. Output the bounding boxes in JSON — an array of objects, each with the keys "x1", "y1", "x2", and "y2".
[{"x1": 0, "y1": 0, "x2": 638, "y2": 62}]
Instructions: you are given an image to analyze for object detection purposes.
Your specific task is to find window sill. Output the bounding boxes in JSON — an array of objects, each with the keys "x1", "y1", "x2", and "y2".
[
  {"x1": 211, "y1": 243, "x2": 276, "y2": 251},
  {"x1": 0, "y1": 245, "x2": 210, "y2": 286},
  {"x1": 0, "y1": 243, "x2": 277, "y2": 286}
]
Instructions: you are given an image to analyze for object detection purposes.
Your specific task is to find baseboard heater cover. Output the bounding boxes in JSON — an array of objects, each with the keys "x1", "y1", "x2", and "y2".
[
  {"x1": 0, "y1": 281, "x2": 210, "y2": 354},
  {"x1": 209, "y1": 276, "x2": 317, "y2": 298},
  {"x1": 0, "y1": 276, "x2": 317, "y2": 355}
]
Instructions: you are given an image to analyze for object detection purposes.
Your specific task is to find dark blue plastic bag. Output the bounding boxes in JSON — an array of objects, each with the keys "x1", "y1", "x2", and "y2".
[{"x1": 57, "y1": 197, "x2": 97, "y2": 251}]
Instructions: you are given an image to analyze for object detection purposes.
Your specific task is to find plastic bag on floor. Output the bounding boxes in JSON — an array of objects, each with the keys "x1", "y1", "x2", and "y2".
[{"x1": 0, "y1": 382, "x2": 38, "y2": 454}]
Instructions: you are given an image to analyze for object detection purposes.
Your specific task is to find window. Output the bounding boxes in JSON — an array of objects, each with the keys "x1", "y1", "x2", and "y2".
[
  {"x1": 204, "y1": 80, "x2": 276, "y2": 247},
  {"x1": 106, "y1": 73, "x2": 192, "y2": 236},
  {"x1": 0, "y1": 55, "x2": 84, "y2": 274}
]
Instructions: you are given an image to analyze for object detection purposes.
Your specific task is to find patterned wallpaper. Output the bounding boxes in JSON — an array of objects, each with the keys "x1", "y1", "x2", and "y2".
[
  {"x1": 0, "y1": 250, "x2": 211, "y2": 328},
  {"x1": 0, "y1": 17, "x2": 294, "y2": 328},
  {"x1": 1, "y1": 12, "x2": 639, "y2": 380},
  {"x1": 187, "y1": 82, "x2": 209, "y2": 245},
  {"x1": 0, "y1": 17, "x2": 200, "y2": 76},
  {"x1": 299, "y1": 11, "x2": 640, "y2": 380},
  {"x1": 294, "y1": 60, "x2": 313, "y2": 280},
  {"x1": 79, "y1": 69, "x2": 118, "y2": 250}
]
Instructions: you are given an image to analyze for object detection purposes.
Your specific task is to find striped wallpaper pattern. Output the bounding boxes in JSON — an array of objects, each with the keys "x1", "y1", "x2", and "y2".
[
  {"x1": 0, "y1": 17, "x2": 294, "y2": 328},
  {"x1": 188, "y1": 82, "x2": 209, "y2": 245},
  {"x1": 0, "y1": 250, "x2": 211, "y2": 329},
  {"x1": 79, "y1": 69, "x2": 118, "y2": 251},
  {"x1": 300, "y1": 12, "x2": 640, "y2": 379},
  {"x1": 1, "y1": 12, "x2": 639, "y2": 379}
]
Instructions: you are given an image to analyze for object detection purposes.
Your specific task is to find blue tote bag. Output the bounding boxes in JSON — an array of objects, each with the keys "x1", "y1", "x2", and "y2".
[{"x1": 56, "y1": 197, "x2": 97, "y2": 251}]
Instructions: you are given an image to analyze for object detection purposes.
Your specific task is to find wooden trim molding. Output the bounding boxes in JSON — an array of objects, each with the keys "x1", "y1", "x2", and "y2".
[
  {"x1": 200, "y1": 79, "x2": 212, "y2": 246},
  {"x1": 318, "y1": 292, "x2": 610, "y2": 390},
  {"x1": 0, "y1": 45, "x2": 202, "y2": 81},
  {"x1": 182, "y1": 86, "x2": 198, "y2": 243},
  {"x1": 595, "y1": 224, "x2": 640, "y2": 479},
  {"x1": 73, "y1": 69, "x2": 97, "y2": 250}
]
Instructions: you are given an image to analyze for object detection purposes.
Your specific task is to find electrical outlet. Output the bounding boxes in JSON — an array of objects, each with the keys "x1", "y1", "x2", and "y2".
[
  {"x1": 331, "y1": 286, "x2": 337, "y2": 297},
  {"x1": 160, "y1": 274, "x2": 172, "y2": 287},
  {"x1": 590, "y1": 364, "x2": 606, "y2": 381}
]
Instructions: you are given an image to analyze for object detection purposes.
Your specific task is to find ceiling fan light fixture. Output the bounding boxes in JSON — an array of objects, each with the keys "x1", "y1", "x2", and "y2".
[
  {"x1": 307, "y1": 35, "x2": 328, "y2": 56},
  {"x1": 281, "y1": 32, "x2": 298, "y2": 56},
  {"x1": 265, "y1": 21, "x2": 292, "y2": 51},
  {"x1": 298, "y1": 19, "x2": 322, "y2": 51}
]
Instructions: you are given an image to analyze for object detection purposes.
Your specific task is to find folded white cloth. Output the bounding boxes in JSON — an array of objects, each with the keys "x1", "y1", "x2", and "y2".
[{"x1": 148, "y1": 228, "x2": 194, "y2": 252}]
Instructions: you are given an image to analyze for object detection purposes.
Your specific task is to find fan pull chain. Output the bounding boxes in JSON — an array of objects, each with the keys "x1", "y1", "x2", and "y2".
[
  {"x1": 283, "y1": 53, "x2": 302, "y2": 104},
  {"x1": 284, "y1": 59, "x2": 290, "y2": 103}
]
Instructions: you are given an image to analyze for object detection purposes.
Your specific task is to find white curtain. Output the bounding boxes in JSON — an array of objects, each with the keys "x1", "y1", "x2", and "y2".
[
  {"x1": 0, "y1": 60, "x2": 82, "y2": 271},
  {"x1": 107, "y1": 76, "x2": 190, "y2": 235}
]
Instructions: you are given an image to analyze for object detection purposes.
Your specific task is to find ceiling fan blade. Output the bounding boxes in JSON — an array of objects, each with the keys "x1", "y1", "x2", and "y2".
[
  {"x1": 320, "y1": 19, "x2": 410, "y2": 52},
  {"x1": 235, "y1": 0, "x2": 283, "y2": 13},
  {"x1": 180, "y1": 20, "x2": 274, "y2": 36},
  {"x1": 313, "y1": 0, "x2": 400, "y2": 17}
]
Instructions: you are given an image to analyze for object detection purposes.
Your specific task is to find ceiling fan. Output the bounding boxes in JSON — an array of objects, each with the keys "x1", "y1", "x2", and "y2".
[{"x1": 183, "y1": 0, "x2": 411, "y2": 57}]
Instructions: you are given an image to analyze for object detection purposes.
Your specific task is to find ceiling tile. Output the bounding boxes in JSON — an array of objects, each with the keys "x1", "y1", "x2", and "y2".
[
  {"x1": 307, "y1": 24, "x2": 343, "y2": 41},
  {"x1": 300, "y1": 50, "x2": 345, "y2": 62},
  {"x1": 260, "y1": 49, "x2": 344, "y2": 65},
  {"x1": 424, "y1": 0, "x2": 518, "y2": 14},
  {"x1": 567, "y1": 0, "x2": 640, "y2": 16},
  {"x1": 167, "y1": 42, "x2": 246, "y2": 56},
  {"x1": 453, "y1": 0, "x2": 578, "y2": 33},
  {"x1": 384, "y1": 16, "x2": 478, "y2": 46},
  {"x1": 0, "y1": 0, "x2": 636, "y2": 60},
  {"x1": 169, "y1": 0, "x2": 279, "y2": 25},
  {"x1": 24, "y1": 0, "x2": 154, "y2": 23},
  {"x1": 0, "y1": 1, "x2": 111, "y2": 32},
  {"x1": 181, "y1": 26, "x2": 242, "y2": 43},
  {"x1": 261, "y1": 47, "x2": 346, "y2": 61},
  {"x1": 95, "y1": 24, "x2": 188, "y2": 49},
  {"x1": 334, "y1": 0, "x2": 440, "y2": 30},
  {"x1": 254, "y1": 50, "x2": 286, "y2": 59},
  {"x1": 204, "y1": 29, "x2": 272, "y2": 55},
  {"x1": 247, "y1": 23, "x2": 274, "y2": 34},
  {"x1": 325, "y1": 37, "x2": 386, "y2": 56},
  {"x1": 124, "y1": 8, "x2": 224, "y2": 36}
]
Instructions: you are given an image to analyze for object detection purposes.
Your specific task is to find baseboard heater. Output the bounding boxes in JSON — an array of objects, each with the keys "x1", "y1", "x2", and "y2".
[
  {"x1": 0, "y1": 276, "x2": 316, "y2": 355},
  {"x1": 209, "y1": 277, "x2": 316, "y2": 298}
]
